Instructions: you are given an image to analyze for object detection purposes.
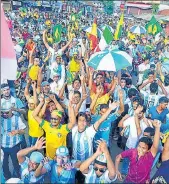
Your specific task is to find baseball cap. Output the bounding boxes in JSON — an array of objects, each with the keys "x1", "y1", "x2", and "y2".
[
  {"x1": 1, "y1": 101, "x2": 12, "y2": 112},
  {"x1": 51, "y1": 110, "x2": 63, "y2": 118},
  {"x1": 41, "y1": 81, "x2": 50, "y2": 87},
  {"x1": 56, "y1": 146, "x2": 69, "y2": 157},
  {"x1": 30, "y1": 151, "x2": 44, "y2": 164},
  {"x1": 6, "y1": 178, "x2": 23, "y2": 183},
  {"x1": 1, "y1": 83, "x2": 9, "y2": 89},
  {"x1": 95, "y1": 153, "x2": 107, "y2": 166}
]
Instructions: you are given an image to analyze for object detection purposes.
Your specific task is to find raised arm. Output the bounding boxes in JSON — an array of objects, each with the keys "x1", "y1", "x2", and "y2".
[
  {"x1": 29, "y1": 44, "x2": 36, "y2": 66},
  {"x1": 74, "y1": 93, "x2": 87, "y2": 116},
  {"x1": 93, "y1": 102, "x2": 119, "y2": 131},
  {"x1": 32, "y1": 81, "x2": 38, "y2": 106},
  {"x1": 17, "y1": 137, "x2": 46, "y2": 164},
  {"x1": 150, "y1": 120, "x2": 161, "y2": 157},
  {"x1": 80, "y1": 142, "x2": 103, "y2": 174},
  {"x1": 24, "y1": 78, "x2": 32, "y2": 101},
  {"x1": 157, "y1": 80, "x2": 168, "y2": 96},
  {"x1": 134, "y1": 105, "x2": 143, "y2": 137},
  {"x1": 49, "y1": 94, "x2": 64, "y2": 112},
  {"x1": 42, "y1": 30, "x2": 50, "y2": 50},
  {"x1": 117, "y1": 90, "x2": 124, "y2": 115},
  {"x1": 90, "y1": 87, "x2": 101, "y2": 114},
  {"x1": 32, "y1": 96, "x2": 45, "y2": 124},
  {"x1": 61, "y1": 39, "x2": 72, "y2": 53},
  {"x1": 100, "y1": 141, "x2": 116, "y2": 180},
  {"x1": 67, "y1": 96, "x2": 76, "y2": 130}
]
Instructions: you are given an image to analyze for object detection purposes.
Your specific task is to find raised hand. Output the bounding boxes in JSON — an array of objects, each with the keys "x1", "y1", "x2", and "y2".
[
  {"x1": 39, "y1": 93, "x2": 45, "y2": 103},
  {"x1": 34, "y1": 137, "x2": 46, "y2": 150},
  {"x1": 49, "y1": 94, "x2": 56, "y2": 102},
  {"x1": 118, "y1": 90, "x2": 124, "y2": 99},
  {"x1": 152, "y1": 120, "x2": 161, "y2": 128},
  {"x1": 31, "y1": 81, "x2": 36, "y2": 89},
  {"x1": 26, "y1": 78, "x2": 32, "y2": 85},
  {"x1": 109, "y1": 101, "x2": 119, "y2": 110}
]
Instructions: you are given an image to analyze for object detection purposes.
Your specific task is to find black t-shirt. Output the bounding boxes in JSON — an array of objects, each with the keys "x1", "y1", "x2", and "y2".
[{"x1": 151, "y1": 159, "x2": 169, "y2": 184}]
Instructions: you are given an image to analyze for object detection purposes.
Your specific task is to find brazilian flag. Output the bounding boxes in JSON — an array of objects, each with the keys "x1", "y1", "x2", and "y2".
[
  {"x1": 145, "y1": 16, "x2": 162, "y2": 36},
  {"x1": 53, "y1": 24, "x2": 62, "y2": 43},
  {"x1": 71, "y1": 13, "x2": 77, "y2": 22}
]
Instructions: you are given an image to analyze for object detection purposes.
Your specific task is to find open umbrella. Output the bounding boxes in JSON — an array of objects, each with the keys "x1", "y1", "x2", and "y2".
[
  {"x1": 87, "y1": 49, "x2": 133, "y2": 71},
  {"x1": 101, "y1": 25, "x2": 114, "y2": 33},
  {"x1": 130, "y1": 25, "x2": 146, "y2": 34},
  {"x1": 83, "y1": 26, "x2": 102, "y2": 38}
]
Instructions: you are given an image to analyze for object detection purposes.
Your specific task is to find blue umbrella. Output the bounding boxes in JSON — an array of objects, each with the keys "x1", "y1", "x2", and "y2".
[
  {"x1": 130, "y1": 25, "x2": 146, "y2": 34},
  {"x1": 83, "y1": 26, "x2": 102, "y2": 38},
  {"x1": 87, "y1": 49, "x2": 133, "y2": 71},
  {"x1": 101, "y1": 25, "x2": 114, "y2": 33}
]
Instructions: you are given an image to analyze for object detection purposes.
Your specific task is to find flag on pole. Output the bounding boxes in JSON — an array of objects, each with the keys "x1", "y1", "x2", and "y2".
[
  {"x1": 1, "y1": 4, "x2": 17, "y2": 83},
  {"x1": 114, "y1": 13, "x2": 124, "y2": 40},
  {"x1": 145, "y1": 16, "x2": 162, "y2": 36},
  {"x1": 70, "y1": 13, "x2": 77, "y2": 22},
  {"x1": 87, "y1": 18, "x2": 98, "y2": 51},
  {"x1": 98, "y1": 26, "x2": 114, "y2": 51},
  {"x1": 53, "y1": 24, "x2": 62, "y2": 43}
]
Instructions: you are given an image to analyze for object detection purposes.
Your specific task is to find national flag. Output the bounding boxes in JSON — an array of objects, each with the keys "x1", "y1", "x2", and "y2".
[
  {"x1": 98, "y1": 26, "x2": 114, "y2": 51},
  {"x1": 145, "y1": 16, "x2": 162, "y2": 36},
  {"x1": 1, "y1": 5, "x2": 17, "y2": 83},
  {"x1": 71, "y1": 13, "x2": 77, "y2": 22},
  {"x1": 87, "y1": 18, "x2": 98, "y2": 51},
  {"x1": 53, "y1": 24, "x2": 62, "y2": 43},
  {"x1": 77, "y1": 10, "x2": 82, "y2": 18},
  {"x1": 114, "y1": 13, "x2": 124, "y2": 40}
]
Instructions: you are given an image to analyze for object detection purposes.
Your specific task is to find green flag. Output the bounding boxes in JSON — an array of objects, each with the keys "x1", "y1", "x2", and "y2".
[
  {"x1": 145, "y1": 16, "x2": 162, "y2": 36},
  {"x1": 77, "y1": 10, "x2": 82, "y2": 19},
  {"x1": 71, "y1": 13, "x2": 77, "y2": 22},
  {"x1": 53, "y1": 24, "x2": 62, "y2": 43},
  {"x1": 103, "y1": 26, "x2": 114, "y2": 44}
]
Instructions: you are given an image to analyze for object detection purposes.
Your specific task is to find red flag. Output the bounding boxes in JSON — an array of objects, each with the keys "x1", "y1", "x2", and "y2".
[{"x1": 1, "y1": 4, "x2": 17, "y2": 83}]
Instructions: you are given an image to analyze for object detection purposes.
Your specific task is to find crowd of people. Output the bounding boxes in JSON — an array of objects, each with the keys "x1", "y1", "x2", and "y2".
[{"x1": 1, "y1": 3, "x2": 169, "y2": 184}]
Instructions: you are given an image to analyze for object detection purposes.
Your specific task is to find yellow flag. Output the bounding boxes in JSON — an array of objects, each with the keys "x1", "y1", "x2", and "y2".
[{"x1": 148, "y1": 25, "x2": 153, "y2": 33}]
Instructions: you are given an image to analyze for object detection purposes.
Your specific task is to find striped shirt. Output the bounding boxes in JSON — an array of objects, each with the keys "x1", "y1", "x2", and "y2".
[
  {"x1": 20, "y1": 157, "x2": 51, "y2": 184},
  {"x1": 113, "y1": 86, "x2": 127, "y2": 103},
  {"x1": 84, "y1": 165, "x2": 117, "y2": 183},
  {"x1": 51, "y1": 160, "x2": 77, "y2": 183},
  {"x1": 1, "y1": 115, "x2": 26, "y2": 148},
  {"x1": 72, "y1": 125, "x2": 96, "y2": 161}
]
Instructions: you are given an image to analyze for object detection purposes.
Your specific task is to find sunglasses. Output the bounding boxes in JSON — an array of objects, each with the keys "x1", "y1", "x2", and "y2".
[
  {"x1": 93, "y1": 167, "x2": 106, "y2": 173},
  {"x1": 51, "y1": 117, "x2": 60, "y2": 121}
]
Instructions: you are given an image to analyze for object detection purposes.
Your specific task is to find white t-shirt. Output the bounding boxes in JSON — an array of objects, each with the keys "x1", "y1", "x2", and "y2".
[
  {"x1": 138, "y1": 63, "x2": 150, "y2": 73},
  {"x1": 14, "y1": 44, "x2": 22, "y2": 56},
  {"x1": 123, "y1": 116, "x2": 149, "y2": 148}
]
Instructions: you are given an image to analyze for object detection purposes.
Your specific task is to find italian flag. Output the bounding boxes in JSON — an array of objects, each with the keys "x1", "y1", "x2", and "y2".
[{"x1": 114, "y1": 13, "x2": 124, "y2": 40}]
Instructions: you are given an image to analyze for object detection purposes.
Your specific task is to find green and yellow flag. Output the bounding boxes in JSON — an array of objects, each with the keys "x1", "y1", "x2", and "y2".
[
  {"x1": 114, "y1": 13, "x2": 124, "y2": 40},
  {"x1": 53, "y1": 24, "x2": 62, "y2": 43},
  {"x1": 145, "y1": 16, "x2": 162, "y2": 36}
]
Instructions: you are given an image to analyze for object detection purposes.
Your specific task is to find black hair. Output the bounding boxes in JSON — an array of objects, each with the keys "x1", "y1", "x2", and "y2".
[
  {"x1": 77, "y1": 112, "x2": 87, "y2": 121},
  {"x1": 144, "y1": 127, "x2": 155, "y2": 137},
  {"x1": 96, "y1": 72, "x2": 104, "y2": 78},
  {"x1": 139, "y1": 137, "x2": 153, "y2": 150},
  {"x1": 121, "y1": 77, "x2": 126, "y2": 82},
  {"x1": 148, "y1": 71, "x2": 154, "y2": 76},
  {"x1": 73, "y1": 78, "x2": 81, "y2": 85},
  {"x1": 126, "y1": 78, "x2": 132, "y2": 85},
  {"x1": 141, "y1": 105, "x2": 147, "y2": 113},
  {"x1": 159, "y1": 96, "x2": 169, "y2": 104},
  {"x1": 150, "y1": 82, "x2": 158, "y2": 94},
  {"x1": 128, "y1": 88, "x2": 138, "y2": 99},
  {"x1": 132, "y1": 96, "x2": 141, "y2": 104},
  {"x1": 100, "y1": 104, "x2": 109, "y2": 110},
  {"x1": 164, "y1": 75, "x2": 169, "y2": 86},
  {"x1": 121, "y1": 73, "x2": 128, "y2": 78},
  {"x1": 74, "y1": 90, "x2": 81, "y2": 98}
]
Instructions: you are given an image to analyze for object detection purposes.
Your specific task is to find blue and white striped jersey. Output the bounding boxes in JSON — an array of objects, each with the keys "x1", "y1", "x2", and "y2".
[
  {"x1": 72, "y1": 125, "x2": 96, "y2": 161},
  {"x1": 1, "y1": 115, "x2": 26, "y2": 148}
]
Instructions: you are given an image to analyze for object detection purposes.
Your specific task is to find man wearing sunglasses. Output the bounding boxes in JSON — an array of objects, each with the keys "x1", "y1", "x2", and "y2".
[
  {"x1": 80, "y1": 141, "x2": 117, "y2": 183},
  {"x1": 33, "y1": 97, "x2": 76, "y2": 159}
]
